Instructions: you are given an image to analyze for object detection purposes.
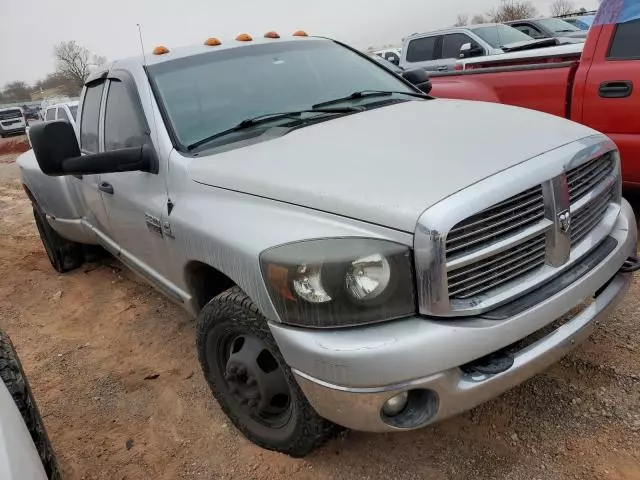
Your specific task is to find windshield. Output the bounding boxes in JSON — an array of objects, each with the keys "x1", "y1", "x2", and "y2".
[
  {"x1": 536, "y1": 17, "x2": 581, "y2": 33},
  {"x1": 0, "y1": 109, "x2": 22, "y2": 120},
  {"x1": 148, "y1": 40, "x2": 414, "y2": 148},
  {"x1": 69, "y1": 105, "x2": 78, "y2": 120},
  {"x1": 472, "y1": 24, "x2": 534, "y2": 48}
]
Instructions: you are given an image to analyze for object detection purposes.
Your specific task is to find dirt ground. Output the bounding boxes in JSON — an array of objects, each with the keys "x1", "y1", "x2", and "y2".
[{"x1": 1, "y1": 143, "x2": 639, "y2": 480}]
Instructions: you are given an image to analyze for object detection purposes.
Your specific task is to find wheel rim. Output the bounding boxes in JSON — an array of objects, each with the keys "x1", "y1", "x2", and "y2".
[{"x1": 213, "y1": 329, "x2": 292, "y2": 428}]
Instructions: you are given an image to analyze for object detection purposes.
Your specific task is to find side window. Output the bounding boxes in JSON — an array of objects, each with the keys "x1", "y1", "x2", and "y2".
[
  {"x1": 103, "y1": 80, "x2": 148, "y2": 151},
  {"x1": 57, "y1": 108, "x2": 70, "y2": 122},
  {"x1": 442, "y1": 33, "x2": 476, "y2": 59},
  {"x1": 80, "y1": 81, "x2": 105, "y2": 153},
  {"x1": 45, "y1": 108, "x2": 56, "y2": 121},
  {"x1": 608, "y1": 19, "x2": 640, "y2": 60},
  {"x1": 406, "y1": 36, "x2": 439, "y2": 63}
]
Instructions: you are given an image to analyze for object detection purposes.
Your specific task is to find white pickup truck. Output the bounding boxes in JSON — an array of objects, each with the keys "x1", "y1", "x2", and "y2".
[{"x1": 18, "y1": 32, "x2": 637, "y2": 457}]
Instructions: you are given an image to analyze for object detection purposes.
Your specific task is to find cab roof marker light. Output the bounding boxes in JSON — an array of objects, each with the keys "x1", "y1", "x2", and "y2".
[
  {"x1": 236, "y1": 33, "x2": 253, "y2": 42},
  {"x1": 264, "y1": 31, "x2": 280, "y2": 39},
  {"x1": 204, "y1": 37, "x2": 222, "y2": 46},
  {"x1": 153, "y1": 46, "x2": 169, "y2": 55},
  {"x1": 292, "y1": 30, "x2": 308, "y2": 37}
]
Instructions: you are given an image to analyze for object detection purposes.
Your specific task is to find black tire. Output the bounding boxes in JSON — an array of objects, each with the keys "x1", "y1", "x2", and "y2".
[
  {"x1": 196, "y1": 287, "x2": 341, "y2": 457},
  {"x1": 0, "y1": 331, "x2": 61, "y2": 480},
  {"x1": 32, "y1": 205, "x2": 84, "y2": 273}
]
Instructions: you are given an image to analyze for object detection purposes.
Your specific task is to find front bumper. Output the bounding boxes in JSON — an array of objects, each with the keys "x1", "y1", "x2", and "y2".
[{"x1": 269, "y1": 200, "x2": 636, "y2": 432}]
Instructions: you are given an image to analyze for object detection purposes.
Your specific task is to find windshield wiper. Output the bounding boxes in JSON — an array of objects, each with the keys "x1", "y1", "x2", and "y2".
[
  {"x1": 186, "y1": 107, "x2": 359, "y2": 151},
  {"x1": 312, "y1": 90, "x2": 427, "y2": 109},
  {"x1": 555, "y1": 29, "x2": 576, "y2": 33}
]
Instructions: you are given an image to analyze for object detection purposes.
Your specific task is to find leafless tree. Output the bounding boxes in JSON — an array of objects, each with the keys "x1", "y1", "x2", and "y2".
[
  {"x1": 454, "y1": 13, "x2": 469, "y2": 26},
  {"x1": 2, "y1": 81, "x2": 31, "y2": 102},
  {"x1": 54, "y1": 41, "x2": 106, "y2": 88},
  {"x1": 551, "y1": 0, "x2": 575, "y2": 16},
  {"x1": 471, "y1": 14, "x2": 487, "y2": 24},
  {"x1": 487, "y1": 0, "x2": 537, "y2": 22}
]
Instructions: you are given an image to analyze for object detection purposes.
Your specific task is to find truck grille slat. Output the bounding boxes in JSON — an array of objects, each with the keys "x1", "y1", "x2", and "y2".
[
  {"x1": 450, "y1": 251, "x2": 545, "y2": 299},
  {"x1": 446, "y1": 186, "x2": 544, "y2": 257},
  {"x1": 443, "y1": 152, "x2": 617, "y2": 306},
  {"x1": 567, "y1": 154, "x2": 614, "y2": 203},
  {"x1": 571, "y1": 189, "x2": 613, "y2": 245}
]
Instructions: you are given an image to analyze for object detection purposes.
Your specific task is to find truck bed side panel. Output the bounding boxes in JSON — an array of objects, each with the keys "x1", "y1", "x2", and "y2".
[{"x1": 430, "y1": 62, "x2": 579, "y2": 118}]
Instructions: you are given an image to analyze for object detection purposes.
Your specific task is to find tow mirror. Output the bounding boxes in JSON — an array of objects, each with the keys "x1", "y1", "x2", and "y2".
[
  {"x1": 29, "y1": 121, "x2": 157, "y2": 176},
  {"x1": 459, "y1": 43, "x2": 484, "y2": 59},
  {"x1": 401, "y1": 68, "x2": 432, "y2": 94}
]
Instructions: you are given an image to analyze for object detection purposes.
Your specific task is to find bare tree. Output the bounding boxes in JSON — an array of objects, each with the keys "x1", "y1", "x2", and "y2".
[
  {"x1": 54, "y1": 41, "x2": 106, "y2": 88},
  {"x1": 454, "y1": 13, "x2": 470, "y2": 26},
  {"x1": 2, "y1": 81, "x2": 31, "y2": 102},
  {"x1": 471, "y1": 14, "x2": 487, "y2": 24},
  {"x1": 487, "y1": 0, "x2": 537, "y2": 22},
  {"x1": 551, "y1": 0, "x2": 575, "y2": 16}
]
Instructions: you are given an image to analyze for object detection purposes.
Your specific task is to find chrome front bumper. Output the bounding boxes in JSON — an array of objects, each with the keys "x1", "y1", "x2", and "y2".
[{"x1": 269, "y1": 200, "x2": 636, "y2": 432}]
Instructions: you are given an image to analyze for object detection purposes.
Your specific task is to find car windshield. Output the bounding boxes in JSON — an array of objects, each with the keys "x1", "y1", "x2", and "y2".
[
  {"x1": 148, "y1": 39, "x2": 414, "y2": 148},
  {"x1": 536, "y1": 18, "x2": 581, "y2": 33},
  {"x1": 472, "y1": 24, "x2": 534, "y2": 48},
  {"x1": 68, "y1": 105, "x2": 78, "y2": 120}
]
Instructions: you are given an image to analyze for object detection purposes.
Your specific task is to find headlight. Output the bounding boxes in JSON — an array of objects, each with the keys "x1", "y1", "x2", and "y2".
[{"x1": 260, "y1": 238, "x2": 416, "y2": 328}]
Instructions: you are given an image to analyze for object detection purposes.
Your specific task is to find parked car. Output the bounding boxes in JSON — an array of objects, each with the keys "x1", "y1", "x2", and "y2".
[
  {"x1": 400, "y1": 24, "x2": 564, "y2": 72},
  {"x1": 42, "y1": 102, "x2": 79, "y2": 128},
  {"x1": 505, "y1": 17, "x2": 588, "y2": 41},
  {"x1": 0, "y1": 107, "x2": 27, "y2": 137},
  {"x1": 371, "y1": 47, "x2": 402, "y2": 65},
  {"x1": 430, "y1": 2, "x2": 640, "y2": 186},
  {"x1": 371, "y1": 54, "x2": 405, "y2": 74},
  {"x1": 0, "y1": 330, "x2": 60, "y2": 480},
  {"x1": 22, "y1": 105, "x2": 41, "y2": 121},
  {"x1": 18, "y1": 31, "x2": 637, "y2": 457},
  {"x1": 563, "y1": 15, "x2": 596, "y2": 30}
]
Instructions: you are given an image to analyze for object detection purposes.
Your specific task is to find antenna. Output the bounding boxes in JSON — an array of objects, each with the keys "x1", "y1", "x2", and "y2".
[
  {"x1": 136, "y1": 24, "x2": 165, "y2": 184},
  {"x1": 137, "y1": 23, "x2": 148, "y2": 66},
  {"x1": 136, "y1": 24, "x2": 159, "y2": 141}
]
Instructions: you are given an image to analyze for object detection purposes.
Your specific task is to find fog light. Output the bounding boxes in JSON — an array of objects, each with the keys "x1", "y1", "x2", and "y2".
[{"x1": 382, "y1": 391, "x2": 409, "y2": 416}]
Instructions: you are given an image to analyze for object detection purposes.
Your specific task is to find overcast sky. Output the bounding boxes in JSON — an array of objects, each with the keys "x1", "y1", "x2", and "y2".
[{"x1": 1, "y1": 0, "x2": 598, "y2": 86}]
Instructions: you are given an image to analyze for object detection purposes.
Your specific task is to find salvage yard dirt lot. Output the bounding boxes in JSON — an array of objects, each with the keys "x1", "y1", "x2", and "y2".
[{"x1": 1, "y1": 143, "x2": 639, "y2": 479}]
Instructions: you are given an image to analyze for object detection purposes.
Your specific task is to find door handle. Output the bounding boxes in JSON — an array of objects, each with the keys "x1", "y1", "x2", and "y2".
[
  {"x1": 98, "y1": 181, "x2": 114, "y2": 195},
  {"x1": 437, "y1": 66, "x2": 448, "y2": 71},
  {"x1": 599, "y1": 81, "x2": 633, "y2": 98}
]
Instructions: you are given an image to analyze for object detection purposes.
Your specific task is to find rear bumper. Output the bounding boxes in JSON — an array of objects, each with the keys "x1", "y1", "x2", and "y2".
[{"x1": 270, "y1": 200, "x2": 636, "y2": 432}]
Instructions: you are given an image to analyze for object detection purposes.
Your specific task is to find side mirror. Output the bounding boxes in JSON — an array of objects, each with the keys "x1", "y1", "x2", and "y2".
[
  {"x1": 30, "y1": 121, "x2": 157, "y2": 176},
  {"x1": 401, "y1": 68, "x2": 432, "y2": 94},
  {"x1": 459, "y1": 43, "x2": 484, "y2": 59}
]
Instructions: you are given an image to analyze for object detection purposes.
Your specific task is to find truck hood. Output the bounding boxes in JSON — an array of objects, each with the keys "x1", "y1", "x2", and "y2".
[{"x1": 189, "y1": 99, "x2": 596, "y2": 232}]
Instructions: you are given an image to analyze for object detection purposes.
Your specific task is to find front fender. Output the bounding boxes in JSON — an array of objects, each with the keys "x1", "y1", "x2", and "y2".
[{"x1": 170, "y1": 182, "x2": 413, "y2": 322}]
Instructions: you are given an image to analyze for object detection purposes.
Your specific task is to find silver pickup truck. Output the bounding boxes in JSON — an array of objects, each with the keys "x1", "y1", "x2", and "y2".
[{"x1": 18, "y1": 32, "x2": 637, "y2": 457}]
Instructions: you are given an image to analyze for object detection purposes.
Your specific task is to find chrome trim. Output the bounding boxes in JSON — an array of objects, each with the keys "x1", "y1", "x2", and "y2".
[{"x1": 415, "y1": 135, "x2": 620, "y2": 317}]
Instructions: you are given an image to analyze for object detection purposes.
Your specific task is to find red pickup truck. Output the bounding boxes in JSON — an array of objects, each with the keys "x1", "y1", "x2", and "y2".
[{"x1": 430, "y1": 5, "x2": 640, "y2": 186}]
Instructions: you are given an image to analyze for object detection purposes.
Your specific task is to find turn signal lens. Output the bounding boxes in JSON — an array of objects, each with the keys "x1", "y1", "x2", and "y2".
[
  {"x1": 264, "y1": 31, "x2": 280, "y2": 39},
  {"x1": 236, "y1": 33, "x2": 253, "y2": 41},
  {"x1": 204, "y1": 37, "x2": 221, "y2": 46},
  {"x1": 153, "y1": 46, "x2": 169, "y2": 55}
]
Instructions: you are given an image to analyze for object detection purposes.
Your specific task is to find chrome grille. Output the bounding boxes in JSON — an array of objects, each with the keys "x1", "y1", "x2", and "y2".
[
  {"x1": 567, "y1": 153, "x2": 614, "y2": 203},
  {"x1": 446, "y1": 186, "x2": 544, "y2": 258},
  {"x1": 571, "y1": 185, "x2": 614, "y2": 245},
  {"x1": 448, "y1": 234, "x2": 546, "y2": 300}
]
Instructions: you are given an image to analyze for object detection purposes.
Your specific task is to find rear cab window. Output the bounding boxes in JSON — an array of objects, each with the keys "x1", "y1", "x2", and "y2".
[
  {"x1": 45, "y1": 109, "x2": 56, "y2": 121},
  {"x1": 406, "y1": 36, "x2": 439, "y2": 63},
  {"x1": 57, "y1": 108, "x2": 70, "y2": 123},
  {"x1": 80, "y1": 82, "x2": 105, "y2": 153},
  {"x1": 608, "y1": 19, "x2": 640, "y2": 60}
]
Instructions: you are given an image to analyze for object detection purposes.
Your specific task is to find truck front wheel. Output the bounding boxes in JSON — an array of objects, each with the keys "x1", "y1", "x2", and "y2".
[
  {"x1": 32, "y1": 206, "x2": 84, "y2": 273},
  {"x1": 196, "y1": 287, "x2": 340, "y2": 457}
]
